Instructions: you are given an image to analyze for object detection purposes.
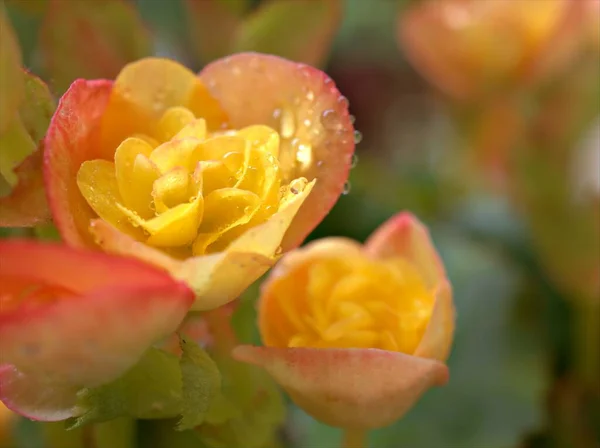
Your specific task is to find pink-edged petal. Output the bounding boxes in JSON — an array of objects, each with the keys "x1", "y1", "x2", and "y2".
[
  {"x1": 200, "y1": 52, "x2": 355, "y2": 251},
  {"x1": 233, "y1": 346, "x2": 448, "y2": 429},
  {"x1": 0, "y1": 149, "x2": 51, "y2": 227},
  {"x1": 0, "y1": 365, "x2": 79, "y2": 422},
  {"x1": 365, "y1": 212, "x2": 447, "y2": 288},
  {"x1": 44, "y1": 79, "x2": 114, "y2": 249},
  {"x1": 0, "y1": 240, "x2": 194, "y2": 387},
  {"x1": 414, "y1": 281, "x2": 455, "y2": 362}
]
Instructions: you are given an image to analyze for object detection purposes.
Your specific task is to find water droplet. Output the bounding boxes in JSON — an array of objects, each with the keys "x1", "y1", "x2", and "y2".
[
  {"x1": 272, "y1": 108, "x2": 282, "y2": 120},
  {"x1": 338, "y1": 96, "x2": 349, "y2": 109},
  {"x1": 349, "y1": 114, "x2": 356, "y2": 124},
  {"x1": 275, "y1": 246, "x2": 283, "y2": 255},
  {"x1": 244, "y1": 205, "x2": 252, "y2": 214},
  {"x1": 289, "y1": 177, "x2": 308, "y2": 194},
  {"x1": 306, "y1": 90, "x2": 315, "y2": 101},
  {"x1": 303, "y1": 118, "x2": 312, "y2": 127},
  {"x1": 280, "y1": 108, "x2": 295, "y2": 139},
  {"x1": 353, "y1": 130, "x2": 363, "y2": 144},
  {"x1": 342, "y1": 181, "x2": 351, "y2": 195},
  {"x1": 265, "y1": 205, "x2": 275, "y2": 214},
  {"x1": 317, "y1": 160, "x2": 324, "y2": 167},
  {"x1": 320, "y1": 109, "x2": 342, "y2": 131},
  {"x1": 351, "y1": 153, "x2": 358, "y2": 168},
  {"x1": 295, "y1": 141, "x2": 313, "y2": 168}
]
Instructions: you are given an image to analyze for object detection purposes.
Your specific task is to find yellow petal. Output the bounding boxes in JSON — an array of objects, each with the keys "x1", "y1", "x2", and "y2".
[
  {"x1": 152, "y1": 167, "x2": 191, "y2": 214},
  {"x1": 131, "y1": 133, "x2": 160, "y2": 148},
  {"x1": 174, "y1": 118, "x2": 207, "y2": 140},
  {"x1": 120, "y1": 192, "x2": 203, "y2": 248},
  {"x1": 236, "y1": 125, "x2": 280, "y2": 158},
  {"x1": 181, "y1": 179, "x2": 315, "y2": 309},
  {"x1": 193, "y1": 188, "x2": 261, "y2": 255},
  {"x1": 155, "y1": 106, "x2": 196, "y2": 142},
  {"x1": 114, "y1": 137, "x2": 156, "y2": 218},
  {"x1": 194, "y1": 160, "x2": 234, "y2": 195},
  {"x1": 85, "y1": 179, "x2": 315, "y2": 311},
  {"x1": 149, "y1": 138, "x2": 201, "y2": 173},
  {"x1": 76, "y1": 160, "x2": 144, "y2": 239}
]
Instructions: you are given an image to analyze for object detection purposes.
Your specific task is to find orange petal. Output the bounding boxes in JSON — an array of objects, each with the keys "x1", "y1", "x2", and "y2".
[
  {"x1": 364, "y1": 212, "x2": 447, "y2": 288},
  {"x1": 100, "y1": 58, "x2": 228, "y2": 158},
  {"x1": 232, "y1": 346, "x2": 448, "y2": 429},
  {"x1": 44, "y1": 79, "x2": 114, "y2": 249},
  {"x1": 0, "y1": 149, "x2": 51, "y2": 227},
  {"x1": 0, "y1": 240, "x2": 194, "y2": 387},
  {"x1": 0, "y1": 365, "x2": 79, "y2": 422},
  {"x1": 199, "y1": 53, "x2": 355, "y2": 251}
]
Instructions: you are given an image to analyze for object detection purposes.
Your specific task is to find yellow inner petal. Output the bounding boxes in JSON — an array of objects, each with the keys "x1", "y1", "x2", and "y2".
[
  {"x1": 265, "y1": 253, "x2": 436, "y2": 355},
  {"x1": 77, "y1": 104, "x2": 298, "y2": 253}
]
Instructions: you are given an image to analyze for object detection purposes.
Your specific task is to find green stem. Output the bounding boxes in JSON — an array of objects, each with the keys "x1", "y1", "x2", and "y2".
[
  {"x1": 574, "y1": 299, "x2": 600, "y2": 392},
  {"x1": 341, "y1": 428, "x2": 368, "y2": 448}
]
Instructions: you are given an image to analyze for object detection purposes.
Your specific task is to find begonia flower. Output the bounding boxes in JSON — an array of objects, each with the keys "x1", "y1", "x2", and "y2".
[
  {"x1": 43, "y1": 53, "x2": 355, "y2": 310},
  {"x1": 399, "y1": 0, "x2": 587, "y2": 101},
  {"x1": 234, "y1": 212, "x2": 455, "y2": 430},
  {"x1": 0, "y1": 240, "x2": 193, "y2": 421}
]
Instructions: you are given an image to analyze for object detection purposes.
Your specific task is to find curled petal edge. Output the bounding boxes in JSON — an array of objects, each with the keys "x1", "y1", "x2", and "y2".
[{"x1": 232, "y1": 346, "x2": 449, "y2": 429}]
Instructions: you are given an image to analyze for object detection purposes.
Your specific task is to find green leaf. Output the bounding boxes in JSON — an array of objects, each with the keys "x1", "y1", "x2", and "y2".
[
  {"x1": 0, "y1": 8, "x2": 23, "y2": 133},
  {"x1": 39, "y1": 0, "x2": 152, "y2": 93},
  {"x1": 197, "y1": 350, "x2": 285, "y2": 448},
  {"x1": 69, "y1": 340, "x2": 223, "y2": 432},
  {"x1": 69, "y1": 348, "x2": 183, "y2": 428},
  {"x1": 177, "y1": 335, "x2": 221, "y2": 431},
  {"x1": 184, "y1": 0, "x2": 243, "y2": 63},
  {"x1": 233, "y1": 0, "x2": 343, "y2": 67},
  {"x1": 0, "y1": 70, "x2": 55, "y2": 186}
]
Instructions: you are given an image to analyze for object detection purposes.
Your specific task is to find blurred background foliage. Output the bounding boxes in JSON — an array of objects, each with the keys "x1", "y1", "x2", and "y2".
[{"x1": 1, "y1": 0, "x2": 599, "y2": 447}]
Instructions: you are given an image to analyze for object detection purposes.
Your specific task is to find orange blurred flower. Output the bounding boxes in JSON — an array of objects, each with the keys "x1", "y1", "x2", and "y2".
[
  {"x1": 0, "y1": 240, "x2": 193, "y2": 421},
  {"x1": 43, "y1": 54, "x2": 355, "y2": 310},
  {"x1": 399, "y1": 0, "x2": 588, "y2": 101},
  {"x1": 234, "y1": 212, "x2": 454, "y2": 430}
]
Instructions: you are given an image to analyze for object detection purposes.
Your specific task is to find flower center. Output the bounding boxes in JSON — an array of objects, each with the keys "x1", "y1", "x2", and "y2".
[
  {"x1": 267, "y1": 254, "x2": 435, "y2": 354},
  {"x1": 77, "y1": 106, "x2": 291, "y2": 256}
]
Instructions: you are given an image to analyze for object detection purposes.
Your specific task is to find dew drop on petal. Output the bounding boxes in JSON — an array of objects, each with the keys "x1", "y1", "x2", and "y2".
[
  {"x1": 349, "y1": 114, "x2": 356, "y2": 124},
  {"x1": 353, "y1": 130, "x2": 363, "y2": 144},
  {"x1": 275, "y1": 246, "x2": 283, "y2": 255},
  {"x1": 289, "y1": 177, "x2": 308, "y2": 195},
  {"x1": 280, "y1": 108, "x2": 295, "y2": 139},
  {"x1": 338, "y1": 96, "x2": 350, "y2": 109},
  {"x1": 351, "y1": 153, "x2": 359, "y2": 168},
  {"x1": 320, "y1": 109, "x2": 342, "y2": 131},
  {"x1": 342, "y1": 181, "x2": 351, "y2": 195}
]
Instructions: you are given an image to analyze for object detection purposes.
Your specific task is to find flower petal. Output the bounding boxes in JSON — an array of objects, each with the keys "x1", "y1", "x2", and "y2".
[
  {"x1": 0, "y1": 149, "x2": 51, "y2": 227},
  {"x1": 200, "y1": 53, "x2": 355, "y2": 250},
  {"x1": 232, "y1": 346, "x2": 448, "y2": 429},
  {"x1": 364, "y1": 212, "x2": 446, "y2": 289},
  {"x1": 88, "y1": 180, "x2": 315, "y2": 310},
  {"x1": 0, "y1": 240, "x2": 194, "y2": 387},
  {"x1": 44, "y1": 79, "x2": 114, "y2": 248},
  {"x1": 100, "y1": 58, "x2": 228, "y2": 158},
  {"x1": 0, "y1": 365, "x2": 79, "y2": 422},
  {"x1": 414, "y1": 281, "x2": 455, "y2": 362}
]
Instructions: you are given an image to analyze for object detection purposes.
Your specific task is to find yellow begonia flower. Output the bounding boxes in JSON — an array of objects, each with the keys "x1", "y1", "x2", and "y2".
[
  {"x1": 43, "y1": 54, "x2": 355, "y2": 310},
  {"x1": 234, "y1": 212, "x2": 455, "y2": 430}
]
